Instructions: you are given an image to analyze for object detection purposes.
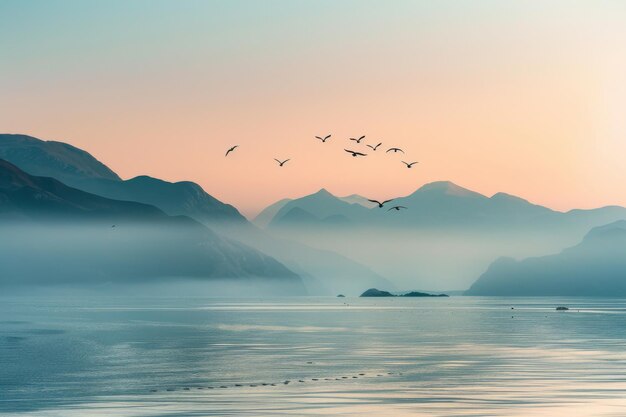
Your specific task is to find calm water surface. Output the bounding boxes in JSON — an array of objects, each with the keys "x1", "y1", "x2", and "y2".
[{"x1": 2, "y1": 296, "x2": 626, "y2": 416}]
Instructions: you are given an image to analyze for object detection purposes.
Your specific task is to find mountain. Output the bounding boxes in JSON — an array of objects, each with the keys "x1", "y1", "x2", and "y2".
[
  {"x1": 465, "y1": 221, "x2": 626, "y2": 296},
  {"x1": 77, "y1": 175, "x2": 247, "y2": 224},
  {"x1": 381, "y1": 181, "x2": 559, "y2": 228},
  {"x1": 0, "y1": 134, "x2": 120, "y2": 187},
  {"x1": 268, "y1": 188, "x2": 372, "y2": 228},
  {"x1": 0, "y1": 159, "x2": 304, "y2": 292},
  {"x1": 0, "y1": 159, "x2": 161, "y2": 221},
  {"x1": 0, "y1": 134, "x2": 246, "y2": 224}
]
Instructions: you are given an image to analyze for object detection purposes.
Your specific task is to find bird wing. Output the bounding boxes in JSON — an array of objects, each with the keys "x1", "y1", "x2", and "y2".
[
  {"x1": 344, "y1": 149, "x2": 355, "y2": 153},
  {"x1": 401, "y1": 161, "x2": 409, "y2": 165},
  {"x1": 367, "y1": 199, "x2": 381, "y2": 205},
  {"x1": 355, "y1": 151, "x2": 367, "y2": 156},
  {"x1": 386, "y1": 148, "x2": 393, "y2": 153},
  {"x1": 359, "y1": 135, "x2": 365, "y2": 140},
  {"x1": 398, "y1": 206, "x2": 407, "y2": 209},
  {"x1": 382, "y1": 199, "x2": 394, "y2": 205},
  {"x1": 366, "y1": 145, "x2": 374, "y2": 149},
  {"x1": 315, "y1": 136, "x2": 323, "y2": 140},
  {"x1": 325, "y1": 134, "x2": 331, "y2": 139},
  {"x1": 409, "y1": 162, "x2": 418, "y2": 166},
  {"x1": 283, "y1": 159, "x2": 290, "y2": 164},
  {"x1": 274, "y1": 158, "x2": 282, "y2": 164},
  {"x1": 387, "y1": 207, "x2": 396, "y2": 211}
]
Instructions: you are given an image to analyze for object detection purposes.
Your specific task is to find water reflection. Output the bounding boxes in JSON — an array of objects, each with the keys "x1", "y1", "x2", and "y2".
[{"x1": 2, "y1": 296, "x2": 626, "y2": 416}]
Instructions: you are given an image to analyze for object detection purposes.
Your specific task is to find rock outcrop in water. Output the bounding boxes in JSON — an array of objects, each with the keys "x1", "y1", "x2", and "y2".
[{"x1": 360, "y1": 288, "x2": 448, "y2": 297}]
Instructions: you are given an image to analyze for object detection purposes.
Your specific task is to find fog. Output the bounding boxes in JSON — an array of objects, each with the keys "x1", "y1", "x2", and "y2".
[
  {"x1": 252, "y1": 224, "x2": 591, "y2": 291},
  {"x1": 0, "y1": 222, "x2": 306, "y2": 296}
]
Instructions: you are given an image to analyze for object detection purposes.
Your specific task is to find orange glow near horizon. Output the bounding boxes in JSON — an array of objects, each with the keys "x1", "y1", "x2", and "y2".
[{"x1": 2, "y1": 1, "x2": 626, "y2": 218}]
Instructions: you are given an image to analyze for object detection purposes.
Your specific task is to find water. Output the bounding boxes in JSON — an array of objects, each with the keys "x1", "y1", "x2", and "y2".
[{"x1": 2, "y1": 296, "x2": 626, "y2": 416}]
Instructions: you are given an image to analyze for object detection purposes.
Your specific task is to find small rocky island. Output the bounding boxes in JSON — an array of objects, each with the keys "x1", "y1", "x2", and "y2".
[{"x1": 360, "y1": 288, "x2": 449, "y2": 297}]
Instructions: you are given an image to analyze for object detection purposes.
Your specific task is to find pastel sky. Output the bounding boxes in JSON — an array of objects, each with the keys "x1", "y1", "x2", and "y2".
[{"x1": 2, "y1": 0, "x2": 626, "y2": 217}]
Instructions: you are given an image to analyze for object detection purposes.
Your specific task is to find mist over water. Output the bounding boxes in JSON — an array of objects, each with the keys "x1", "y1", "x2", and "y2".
[{"x1": 2, "y1": 295, "x2": 626, "y2": 416}]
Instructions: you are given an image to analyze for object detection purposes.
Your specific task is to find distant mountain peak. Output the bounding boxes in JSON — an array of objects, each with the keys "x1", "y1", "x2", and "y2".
[
  {"x1": 312, "y1": 188, "x2": 334, "y2": 197},
  {"x1": 416, "y1": 181, "x2": 483, "y2": 197},
  {"x1": 491, "y1": 192, "x2": 523, "y2": 201}
]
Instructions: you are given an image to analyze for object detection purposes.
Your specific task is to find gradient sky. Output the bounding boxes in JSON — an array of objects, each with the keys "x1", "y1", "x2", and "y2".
[{"x1": 2, "y1": 0, "x2": 626, "y2": 217}]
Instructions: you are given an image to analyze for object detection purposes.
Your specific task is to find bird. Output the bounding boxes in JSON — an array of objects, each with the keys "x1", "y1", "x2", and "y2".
[
  {"x1": 274, "y1": 158, "x2": 290, "y2": 166},
  {"x1": 225, "y1": 145, "x2": 239, "y2": 156},
  {"x1": 111, "y1": 225, "x2": 116, "y2": 228},
  {"x1": 367, "y1": 142, "x2": 382, "y2": 151},
  {"x1": 401, "y1": 161, "x2": 418, "y2": 168},
  {"x1": 350, "y1": 135, "x2": 365, "y2": 143},
  {"x1": 344, "y1": 149, "x2": 367, "y2": 157},
  {"x1": 315, "y1": 134, "x2": 331, "y2": 142},
  {"x1": 387, "y1": 147, "x2": 404, "y2": 153},
  {"x1": 387, "y1": 206, "x2": 407, "y2": 211},
  {"x1": 368, "y1": 198, "x2": 394, "y2": 208}
]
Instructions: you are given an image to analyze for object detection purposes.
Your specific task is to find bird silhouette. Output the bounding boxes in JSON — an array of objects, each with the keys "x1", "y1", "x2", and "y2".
[
  {"x1": 274, "y1": 158, "x2": 290, "y2": 166},
  {"x1": 367, "y1": 142, "x2": 382, "y2": 151},
  {"x1": 350, "y1": 135, "x2": 365, "y2": 143},
  {"x1": 111, "y1": 225, "x2": 116, "y2": 228},
  {"x1": 225, "y1": 145, "x2": 239, "y2": 156},
  {"x1": 344, "y1": 149, "x2": 367, "y2": 157},
  {"x1": 315, "y1": 134, "x2": 331, "y2": 142},
  {"x1": 368, "y1": 198, "x2": 394, "y2": 208},
  {"x1": 401, "y1": 161, "x2": 418, "y2": 168},
  {"x1": 387, "y1": 206, "x2": 407, "y2": 211},
  {"x1": 387, "y1": 147, "x2": 404, "y2": 153}
]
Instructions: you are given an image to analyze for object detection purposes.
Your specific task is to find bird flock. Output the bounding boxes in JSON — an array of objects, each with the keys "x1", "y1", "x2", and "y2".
[{"x1": 225, "y1": 135, "x2": 418, "y2": 212}]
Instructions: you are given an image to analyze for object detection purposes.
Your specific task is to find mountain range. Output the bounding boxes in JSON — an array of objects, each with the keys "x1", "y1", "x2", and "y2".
[
  {"x1": 0, "y1": 134, "x2": 389, "y2": 295},
  {"x1": 3, "y1": 133, "x2": 626, "y2": 295},
  {"x1": 261, "y1": 181, "x2": 626, "y2": 231}
]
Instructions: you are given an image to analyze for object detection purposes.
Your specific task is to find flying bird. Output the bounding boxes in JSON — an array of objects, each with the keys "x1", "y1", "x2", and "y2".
[
  {"x1": 225, "y1": 145, "x2": 239, "y2": 156},
  {"x1": 344, "y1": 149, "x2": 367, "y2": 157},
  {"x1": 315, "y1": 134, "x2": 331, "y2": 142},
  {"x1": 367, "y1": 142, "x2": 382, "y2": 151},
  {"x1": 386, "y1": 147, "x2": 404, "y2": 153},
  {"x1": 401, "y1": 161, "x2": 418, "y2": 168},
  {"x1": 368, "y1": 198, "x2": 394, "y2": 208},
  {"x1": 274, "y1": 158, "x2": 290, "y2": 166},
  {"x1": 387, "y1": 206, "x2": 407, "y2": 211},
  {"x1": 350, "y1": 136, "x2": 365, "y2": 143}
]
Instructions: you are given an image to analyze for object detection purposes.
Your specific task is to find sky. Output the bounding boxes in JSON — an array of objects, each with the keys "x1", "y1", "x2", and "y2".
[{"x1": 1, "y1": 0, "x2": 626, "y2": 217}]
